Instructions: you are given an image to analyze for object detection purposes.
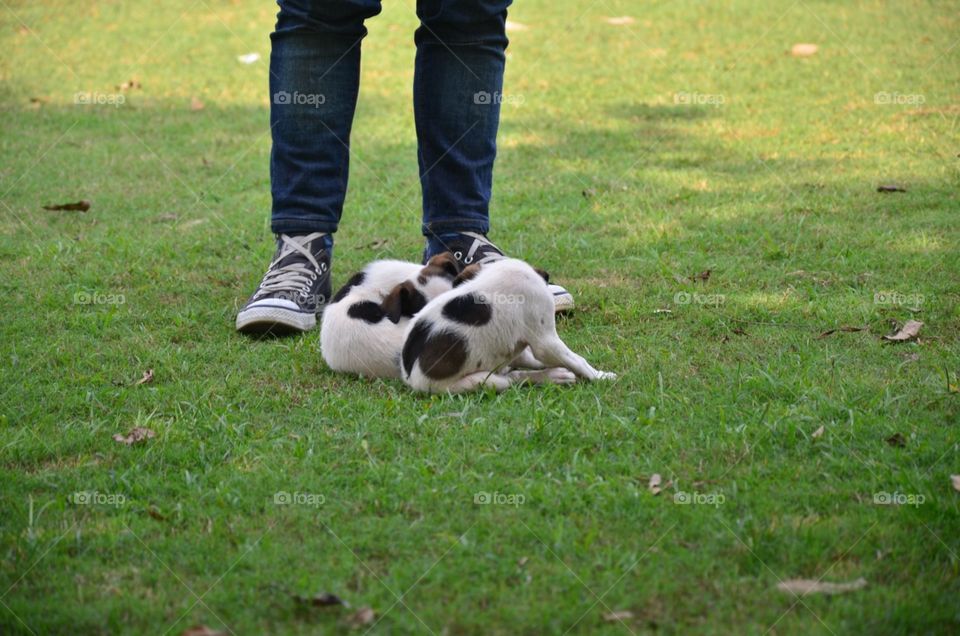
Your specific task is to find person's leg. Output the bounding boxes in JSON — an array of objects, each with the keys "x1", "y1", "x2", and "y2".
[
  {"x1": 237, "y1": 0, "x2": 381, "y2": 335},
  {"x1": 414, "y1": 0, "x2": 511, "y2": 244},
  {"x1": 412, "y1": 2, "x2": 576, "y2": 312},
  {"x1": 270, "y1": 0, "x2": 382, "y2": 236}
]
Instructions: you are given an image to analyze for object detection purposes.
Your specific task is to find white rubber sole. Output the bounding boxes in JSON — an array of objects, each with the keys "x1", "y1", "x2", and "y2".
[
  {"x1": 236, "y1": 305, "x2": 316, "y2": 334},
  {"x1": 550, "y1": 284, "x2": 575, "y2": 313}
]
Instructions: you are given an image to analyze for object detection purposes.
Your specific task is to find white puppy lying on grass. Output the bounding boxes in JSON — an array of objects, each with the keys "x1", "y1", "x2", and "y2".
[
  {"x1": 400, "y1": 258, "x2": 617, "y2": 393},
  {"x1": 320, "y1": 253, "x2": 459, "y2": 378}
]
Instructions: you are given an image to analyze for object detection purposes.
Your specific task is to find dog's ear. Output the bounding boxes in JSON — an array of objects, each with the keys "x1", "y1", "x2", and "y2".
[
  {"x1": 533, "y1": 267, "x2": 550, "y2": 284},
  {"x1": 425, "y1": 252, "x2": 461, "y2": 279},
  {"x1": 381, "y1": 281, "x2": 427, "y2": 324},
  {"x1": 452, "y1": 263, "x2": 482, "y2": 288}
]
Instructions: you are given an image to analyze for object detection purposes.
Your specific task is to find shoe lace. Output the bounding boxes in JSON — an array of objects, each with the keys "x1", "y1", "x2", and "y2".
[
  {"x1": 456, "y1": 231, "x2": 504, "y2": 265},
  {"x1": 253, "y1": 232, "x2": 327, "y2": 300}
]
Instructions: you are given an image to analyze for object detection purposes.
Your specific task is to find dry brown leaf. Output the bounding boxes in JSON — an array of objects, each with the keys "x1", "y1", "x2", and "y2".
[
  {"x1": 951, "y1": 475, "x2": 960, "y2": 493},
  {"x1": 817, "y1": 326, "x2": 866, "y2": 339},
  {"x1": 605, "y1": 16, "x2": 635, "y2": 25},
  {"x1": 882, "y1": 320, "x2": 923, "y2": 343},
  {"x1": 885, "y1": 433, "x2": 906, "y2": 448},
  {"x1": 690, "y1": 269, "x2": 711, "y2": 282},
  {"x1": 113, "y1": 427, "x2": 156, "y2": 445},
  {"x1": 603, "y1": 610, "x2": 634, "y2": 622},
  {"x1": 134, "y1": 369, "x2": 154, "y2": 386},
  {"x1": 180, "y1": 626, "x2": 225, "y2": 636},
  {"x1": 293, "y1": 592, "x2": 348, "y2": 607},
  {"x1": 811, "y1": 425, "x2": 825, "y2": 439},
  {"x1": 790, "y1": 43, "x2": 819, "y2": 57},
  {"x1": 43, "y1": 200, "x2": 90, "y2": 212},
  {"x1": 777, "y1": 577, "x2": 866, "y2": 596},
  {"x1": 190, "y1": 96, "x2": 205, "y2": 111},
  {"x1": 648, "y1": 473, "x2": 662, "y2": 496},
  {"x1": 877, "y1": 184, "x2": 907, "y2": 193},
  {"x1": 345, "y1": 607, "x2": 375, "y2": 628}
]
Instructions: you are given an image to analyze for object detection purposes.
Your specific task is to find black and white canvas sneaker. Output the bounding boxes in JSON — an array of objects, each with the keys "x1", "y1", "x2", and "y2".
[
  {"x1": 423, "y1": 231, "x2": 575, "y2": 312},
  {"x1": 236, "y1": 232, "x2": 332, "y2": 335}
]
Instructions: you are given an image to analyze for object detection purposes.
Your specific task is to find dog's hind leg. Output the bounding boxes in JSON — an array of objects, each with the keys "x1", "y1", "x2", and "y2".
[
  {"x1": 530, "y1": 337, "x2": 617, "y2": 381},
  {"x1": 507, "y1": 346, "x2": 546, "y2": 370},
  {"x1": 444, "y1": 371, "x2": 515, "y2": 394},
  {"x1": 506, "y1": 367, "x2": 577, "y2": 385}
]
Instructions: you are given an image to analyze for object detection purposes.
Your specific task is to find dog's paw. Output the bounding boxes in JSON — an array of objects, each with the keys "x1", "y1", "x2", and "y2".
[
  {"x1": 544, "y1": 367, "x2": 577, "y2": 384},
  {"x1": 594, "y1": 370, "x2": 618, "y2": 381}
]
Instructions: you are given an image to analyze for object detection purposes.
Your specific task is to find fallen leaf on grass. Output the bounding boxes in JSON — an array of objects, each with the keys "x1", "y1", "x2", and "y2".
[
  {"x1": 790, "y1": 43, "x2": 819, "y2": 57},
  {"x1": 134, "y1": 369, "x2": 154, "y2": 385},
  {"x1": 505, "y1": 20, "x2": 529, "y2": 32},
  {"x1": 648, "y1": 473, "x2": 662, "y2": 495},
  {"x1": 605, "y1": 16, "x2": 635, "y2": 25},
  {"x1": 113, "y1": 427, "x2": 155, "y2": 445},
  {"x1": 190, "y1": 96, "x2": 205, "y2": 111},
  {"x1": 811, "y1": 425, "x2": 825, "y2": 439},
  {"x1": 293, "y1": 592, "x2": 349, "y2": 608},
  {"x1": 882, "y1": 320, "x2": 923, "y2": 343},
  {"x1": 690, "y1": 269, "x2": 711, "y2": 282},
  {"x1": 777, "y1": 577, "x2": 866, "y2": 596},
  {"x1": 877, "y1": 184, "x2": 907, "y2": 193},
  {"x1": 147, "y1": 505, "x2": 167, "y2": 521},
  {"x1": 180, "y1": 627, "x2": 226, "y2": 636},
  {"x1": 817, "y1": 326, "x2": 866, "y2": 339},
  {"x1": 43, "y1": 200, "x2": 90, "y2": 212},
  {"x1": 951, "y1": 475, "x2": 960, "y2": 493},
  {"x1": 345, "y1": 607, "x2": 375, "y2": 628},
  {"x1": 603, "y1": 610, "x2": 634, "y2": 622},
  {"x1": 357, "y1": 238, "x2": 388, "y2": 250},
  {"x1": 885, "y1": 433, "x2": 907, "y2": 448}
]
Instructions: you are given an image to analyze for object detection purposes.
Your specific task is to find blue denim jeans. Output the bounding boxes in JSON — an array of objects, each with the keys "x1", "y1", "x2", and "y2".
[{"x1": 269, "y1": 0, "x2": 512, "y2": 239}]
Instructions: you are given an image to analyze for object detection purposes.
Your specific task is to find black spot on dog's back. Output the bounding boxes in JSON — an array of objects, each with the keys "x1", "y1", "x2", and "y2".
[
  {"x1": 347, "y1": 300, "x2": 385, "y2": 323},
  {"x1": 419, "y1": 331, "x2": 468, "y2": 380},
  {"x1": 402, "y1": 320, "x2": 433, "y2": 376},
  {"x1": 402, "y1": 321, "x2": 468, "y2": 380},
  {"x1": 442, "y1": 293, "x2": 492, "y2": 326},
  {"x1": 332, "y1": 271, "x2": 366, "y2": 303}
]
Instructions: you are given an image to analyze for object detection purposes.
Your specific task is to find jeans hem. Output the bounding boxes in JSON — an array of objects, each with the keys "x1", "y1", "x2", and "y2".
[
  {"x1": 271, "y1": 217, "x2": 339, "y2": 235},
  {"x1": 421, "y1": 219, "x2": 490, "y2": 237}
]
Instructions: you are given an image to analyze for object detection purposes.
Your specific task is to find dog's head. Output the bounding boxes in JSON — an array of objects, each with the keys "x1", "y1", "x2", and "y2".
[
  {"x1": 415, "y1": 252, "x2": 461, "y2": 298},
  {"x1": 380, "y1": 280, "x2": 428, "y2": 324}
]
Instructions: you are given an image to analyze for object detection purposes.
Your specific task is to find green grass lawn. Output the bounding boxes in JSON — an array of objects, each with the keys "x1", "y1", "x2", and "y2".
[{"x1": 2, "y1": 0, "x2": 958, "y2": 634}]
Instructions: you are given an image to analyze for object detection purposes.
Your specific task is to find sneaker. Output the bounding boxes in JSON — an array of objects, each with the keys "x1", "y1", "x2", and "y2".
[
  {"x1": 423, "y1": 231, "x2": 575, "y2": 312},
  {"x1": 236, "y1": 232, "x2": 332, "y2": 335}
]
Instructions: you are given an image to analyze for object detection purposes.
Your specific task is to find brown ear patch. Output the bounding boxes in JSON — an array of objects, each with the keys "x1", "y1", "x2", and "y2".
[
  {"x1": 452, "y1": 264, "x2": 482, "y2": 288},
  {"x1": 533, "y1": 267, "x2": 550, "y2": 284},
  {"x1": 423, "y1": 252, "x2": 461, "y2": 279},
  {"x1": 381, "y1": 281, "x2": 427, "y2": 324}
]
